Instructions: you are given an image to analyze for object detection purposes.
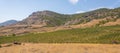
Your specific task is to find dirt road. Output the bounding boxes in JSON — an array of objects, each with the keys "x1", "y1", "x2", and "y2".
[{"x1": 0, "y1": 43, "x2": 120, "y2": 53}]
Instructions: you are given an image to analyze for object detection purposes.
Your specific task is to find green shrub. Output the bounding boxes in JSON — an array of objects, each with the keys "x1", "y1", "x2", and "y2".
[
  {"x1": 99, "y1": 20, "x2": 108, "y2": 24},
  {"x1": 12, "y1": 34, "x2": 16, "y2": 36}
]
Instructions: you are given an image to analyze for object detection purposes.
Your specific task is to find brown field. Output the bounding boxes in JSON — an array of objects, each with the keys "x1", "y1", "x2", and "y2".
[{"x1": 0, "y1": 43, "x2": 120, "y2": 53}]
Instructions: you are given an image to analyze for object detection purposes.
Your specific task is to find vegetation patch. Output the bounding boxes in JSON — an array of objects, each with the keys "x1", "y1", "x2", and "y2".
[
  {"x1": 0, "y1": 45, "x2": 1, "y2": 48},
  {"x1": 0, "y1": 25, "x2": 120, "y2": 44}
]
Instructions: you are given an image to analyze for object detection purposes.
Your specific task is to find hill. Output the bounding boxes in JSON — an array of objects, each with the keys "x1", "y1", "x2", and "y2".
[
  {"x1": 0, "y1": 7, "x2": 120, "y2": 36},
  {"x1": 15, "y1": 8, "x2": 120, "y2": 27},
  {"x1": 0, "y1": 20, "x2": 18, "y2": 26},
  {"x1": 0, "y1": 25, "x2": 120, "y2": 44}
]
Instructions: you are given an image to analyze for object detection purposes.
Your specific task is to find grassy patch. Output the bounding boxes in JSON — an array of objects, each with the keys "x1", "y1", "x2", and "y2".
[{"x1": 0, "y1": 25, "x2": 120, "y2": 44}]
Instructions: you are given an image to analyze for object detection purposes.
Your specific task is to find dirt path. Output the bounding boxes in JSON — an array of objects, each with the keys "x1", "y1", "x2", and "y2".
[{"x1": 0, "y1": 43, "x2": 120, "y2": 53}]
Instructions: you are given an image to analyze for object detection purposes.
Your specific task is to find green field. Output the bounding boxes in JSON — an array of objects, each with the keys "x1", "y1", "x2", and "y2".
[{"x1": 0, "y1": 25, "x2": 120, "y2": 44}]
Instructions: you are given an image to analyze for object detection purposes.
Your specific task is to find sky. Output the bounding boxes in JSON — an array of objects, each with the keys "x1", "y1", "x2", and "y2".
[{"x1": 0, "y1": 0, "x2": 120, "y2": 23}]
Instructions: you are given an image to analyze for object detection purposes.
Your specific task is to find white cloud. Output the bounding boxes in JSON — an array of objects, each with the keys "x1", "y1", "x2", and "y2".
[
  {"x1": 75, "y1": 11, "x2": 85, "y2": 13},
  {"x1": 89, "y1": 7, "x2": 113, "y2": 11},
  {"x1": 75, "y1": 6, "x2": 113, "y2": 14},
  {"x1": 69, "y1": 0, "x2": 79, "y2": 4}
]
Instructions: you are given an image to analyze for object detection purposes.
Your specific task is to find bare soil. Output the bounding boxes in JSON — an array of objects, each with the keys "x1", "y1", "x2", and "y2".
[{"x1": 0, "y1": 43, "x2": 120, "y2": 53}]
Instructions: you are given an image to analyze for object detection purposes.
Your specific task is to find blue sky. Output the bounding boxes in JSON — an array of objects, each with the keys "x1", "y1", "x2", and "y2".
[{"x1": 0, "y1": 0, "x2": 120, "y2": 23}]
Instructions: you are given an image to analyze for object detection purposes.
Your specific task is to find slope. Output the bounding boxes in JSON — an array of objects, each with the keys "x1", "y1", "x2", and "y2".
[
  {"x1": 0, "y1": 7, "x2": 120, "y2": 36},
  {"x1": 0, "y1": 25, "x2": 120, "y2": 44}
]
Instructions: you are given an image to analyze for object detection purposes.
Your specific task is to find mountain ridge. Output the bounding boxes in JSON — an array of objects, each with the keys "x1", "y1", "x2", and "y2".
[
  {"x1": 0, "y1": 20, "x2": 18, "y2": 26},
  {"x1": 0, "y1": 7, "x2": 120, "y2": 36},
  {"x1": 16, "y1": 7, "x2": 120, "y2": 26}
]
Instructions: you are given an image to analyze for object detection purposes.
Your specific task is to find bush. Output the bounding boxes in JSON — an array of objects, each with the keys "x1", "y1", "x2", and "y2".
[
  {"x1": 12, "y1": 34, "x2": 16, "y2": 36},
  {"x1": 13, "y1": 41, "x2": 22, "y2": 45},
  {"x1": 0, "y1": 45, "x2": 2, "y2": 48},
  {"x1": 99, "y1": 20, "x2": 108, "y2": 24},
  {"x1": 112, "y1": 40, "x2": 119, "y2": 44}
]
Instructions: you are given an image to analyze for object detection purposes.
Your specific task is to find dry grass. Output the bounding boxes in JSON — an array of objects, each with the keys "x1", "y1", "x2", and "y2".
[
  {"x1": 0, "y1": 43, "x2": 120, "y2": 53},
  {"x1": 103, "y1": 19, "x2": 120, "y2": 26},
  {"x1": 0, "y1": 18, "x2": 120, "y2": 36}
]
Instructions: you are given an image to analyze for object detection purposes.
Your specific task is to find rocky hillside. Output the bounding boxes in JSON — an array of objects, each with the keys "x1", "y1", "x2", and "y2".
[
  {"x1": 15, "y1": 8, "x2": 120, "y2": 27},
  {"x1": 16, "y1": 10, "x2": 69, "y2": 27},
  {"x1": 0, "y1": 7, "x2": 120, "y2": 36}
]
